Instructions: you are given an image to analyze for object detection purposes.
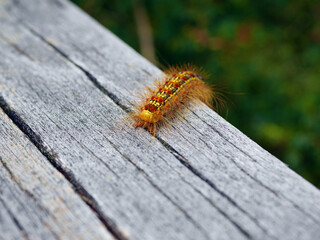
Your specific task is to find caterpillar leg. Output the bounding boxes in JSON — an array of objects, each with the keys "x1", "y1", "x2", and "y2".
[
  {"x1": 135, "y1": 121, "x2": 157, "y2": 135},
  {"x1": 134, "y1": 122, "x2": 144, "y2": 129},
  {"x1": 149, "y1": 123, "x2": 156, "y2": 135}
]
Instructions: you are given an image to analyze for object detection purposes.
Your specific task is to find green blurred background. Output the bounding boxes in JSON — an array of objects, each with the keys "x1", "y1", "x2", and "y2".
[{"x1": 71, "y1": 0, "x2": 320, "y2": 187}]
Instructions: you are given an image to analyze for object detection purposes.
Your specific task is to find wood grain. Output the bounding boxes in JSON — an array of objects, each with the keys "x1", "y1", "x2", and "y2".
[
  {"x1": 0, "y1": 0, "x2": 319, "y2": 239},
  {"x1": 0, "y1": 108, "x2": 114, "y2": 240}
]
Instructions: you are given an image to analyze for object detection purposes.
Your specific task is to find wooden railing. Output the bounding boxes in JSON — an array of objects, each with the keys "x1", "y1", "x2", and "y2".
[{"x1": 0, "y1": 0, "x2": 319, "y2": 239}]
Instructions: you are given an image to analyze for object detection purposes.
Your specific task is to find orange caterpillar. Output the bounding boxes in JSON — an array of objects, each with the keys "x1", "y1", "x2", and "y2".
[{"x1": 131, "y1": 66, "x2": 216, "y2": 134}]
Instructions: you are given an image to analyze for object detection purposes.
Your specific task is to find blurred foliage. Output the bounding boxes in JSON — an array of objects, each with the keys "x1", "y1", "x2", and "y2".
[{"x1": 72, "y1": 0, "x2": 320, "y2": 187}]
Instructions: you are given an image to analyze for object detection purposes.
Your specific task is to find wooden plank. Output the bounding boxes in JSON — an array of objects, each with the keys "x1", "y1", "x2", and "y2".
[
  {"x1": 0, "y1": 0, "x2": 319, "y2": 239},
  {"x1": 0, "y1": 108, "x2": 114, "y2": 240},
  {"x1": 0, "y1": 14, "x2": 247, "y2": 240}
]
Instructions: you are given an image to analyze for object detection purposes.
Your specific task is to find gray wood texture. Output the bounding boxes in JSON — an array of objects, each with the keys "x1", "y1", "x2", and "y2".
[
  {"x1": 0, "y1": 109, "x2": 114, "y2": 240},
  {"x1": 0, "y1": 0, "x2": 319, "y2": 239}
]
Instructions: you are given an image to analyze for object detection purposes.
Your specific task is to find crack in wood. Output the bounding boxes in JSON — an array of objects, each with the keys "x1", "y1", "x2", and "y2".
[
  {"x1": 191, "y1": 110, "x2": 320, "y2": 223},
  {"x1": 0, "y1": 156, "x2": 40, "y2": 204},
  {"x1": 107, "y1": 138, "x2": 211, "y2": 240},
  {"x1": 0, "y1": 166, "x2": 39, "y2": 226},
  {"x1": 33, "y1": 106, "x2": 121, "y2": 179},
  {"x1": 22, "y1": 23, "x2": 128, "y2": 112},
  {"x1": 0, "y1": 32, "x2": 34, "y2": 61},
  {"x1": 156, "y1": 136, "x2": 275, "y2": 239},
  {"x1": 0, "y1": 198, "x2": 30, "y2": 240},
  {"x1": 0, "y1": 96, "x2": 128, "y2": 240},
  {"x1": 156, "y1": 154, "x2": 253, "y2": 239},
  {"x1": 182, "y1": 178, "x2": 252, "y2": 239}
]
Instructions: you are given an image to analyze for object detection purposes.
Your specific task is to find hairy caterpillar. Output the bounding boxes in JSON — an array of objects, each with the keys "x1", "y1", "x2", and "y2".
[{"x1": 131, "y1": 66, "x2": 220, "y2": 134}]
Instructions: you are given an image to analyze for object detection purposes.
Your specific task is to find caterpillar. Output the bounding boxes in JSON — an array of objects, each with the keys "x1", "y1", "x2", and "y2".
[{"x1": 131, "y1": 66, "x2": 219, "y2": 134}]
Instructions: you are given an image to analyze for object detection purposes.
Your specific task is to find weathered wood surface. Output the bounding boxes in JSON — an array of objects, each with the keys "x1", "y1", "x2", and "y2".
[
  {"x1": 0, "y1": 109, "x2": 114, "y2": 240},
  {"x1": 0, "y1": 0, "x2": 319, "y2": 240}
]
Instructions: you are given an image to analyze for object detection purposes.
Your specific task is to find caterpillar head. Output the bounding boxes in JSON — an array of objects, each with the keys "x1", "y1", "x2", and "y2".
[{"x1": 139, "y1": 110, "x2": 161, "y2": 123}]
